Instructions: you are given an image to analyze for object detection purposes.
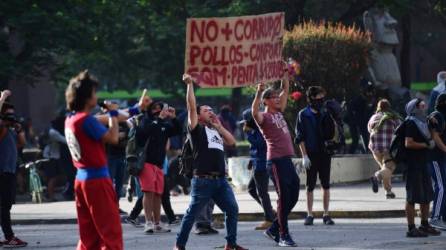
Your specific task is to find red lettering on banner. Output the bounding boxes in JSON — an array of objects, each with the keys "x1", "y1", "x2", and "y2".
[
  {"x1": 190, "y1": 20, "x2": 205, "y2": 43},
  {"x1": 206, "y1": 20, "x2": 219, "y2": 42},
  {"x1": 234, "y1": 19, "x2": 244, "y2": 41}
]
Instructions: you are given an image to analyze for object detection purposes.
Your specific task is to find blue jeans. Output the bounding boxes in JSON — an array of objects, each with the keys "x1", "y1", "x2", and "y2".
[
  {"x1": 108, "y1": 155, "x2": 126, "y2": 201},
  {"x1": 176, "y1": 177, "x2": 239, "y2": 247}
]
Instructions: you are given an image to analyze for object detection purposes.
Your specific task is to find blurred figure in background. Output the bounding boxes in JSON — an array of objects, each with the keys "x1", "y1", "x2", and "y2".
[
  {"x1": 218, "y1": 105, "x2": 238, "y2": 157},
  {"x1": 368, "y1": 99, "x2": 401, "y2": 199},
  {"x1": 428, "y1": 71, "x2": 446, "y2": 114},
  {"x1": 0, "y1": 90, "x2": 28, "y2": 247},
  {"x1": 345, "y1": 78, "x2": 376, "y2": 154},
  {"x1": 241, "y1": 109, "x2": 275, "y2": 230}
]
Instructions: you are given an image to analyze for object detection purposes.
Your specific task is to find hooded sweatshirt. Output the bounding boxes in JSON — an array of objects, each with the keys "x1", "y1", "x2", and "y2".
[{"x1": 428, "y1": 71, "x2": 446, "y2": 113}]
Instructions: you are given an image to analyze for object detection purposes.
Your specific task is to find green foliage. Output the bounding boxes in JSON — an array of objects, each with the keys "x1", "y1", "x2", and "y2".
[
  {"x1": 283, "y1": 21, "x2": 372, "y2": 99},
  {"x1": 282, "y1": 21, "x2": 372, "y2": 126},
  {"x1": 0, "y1": 0, "x2": 443, "y2": 99}
]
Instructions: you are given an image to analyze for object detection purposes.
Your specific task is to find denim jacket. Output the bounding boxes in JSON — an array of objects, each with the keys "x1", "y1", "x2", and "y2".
[
  {"x1": 294, "y1": 106, "x2": 326, "y2": 153},
  {"x1": 245, "y1": 129, "x2": 267, "y2": 172}
]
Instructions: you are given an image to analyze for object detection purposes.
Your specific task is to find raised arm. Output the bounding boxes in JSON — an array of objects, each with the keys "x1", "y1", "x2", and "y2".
[
  {"x1": 183, "y1": 74, "x2": 198, "y2": 130},
  {"x1": 0, "y1": 90, "x2": 11, "y2": 112},
  {"x1": 101, "y1": 103, "x2": 119, "y2": 145},
  {"x1": 252, "y1": 83, "x2": 265, "y2": 125},
  {"x1": 96, "y1": 90, "x2": 150, "y2": 125},
  {"x1": 279, "y1": 69, "x2": 289, "y2": 112}
]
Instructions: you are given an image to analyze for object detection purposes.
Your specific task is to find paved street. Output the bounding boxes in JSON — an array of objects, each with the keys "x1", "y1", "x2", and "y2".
[
  {"x1": 12, "y1": 218, "x2": 445, "y2": 249},
  {"x1": 12, "y1": 182, "x2": 408, "y2": 223}
]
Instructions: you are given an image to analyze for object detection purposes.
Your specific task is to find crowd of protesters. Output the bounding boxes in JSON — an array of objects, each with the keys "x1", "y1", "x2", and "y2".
[{"x1": 1, "y1": 70, "x2": 446, "y2": 249}]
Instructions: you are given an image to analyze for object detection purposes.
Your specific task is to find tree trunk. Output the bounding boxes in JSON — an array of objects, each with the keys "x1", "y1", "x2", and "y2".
[{"x1": 400, "y1": 14, "x2": 411, "y2": 89}]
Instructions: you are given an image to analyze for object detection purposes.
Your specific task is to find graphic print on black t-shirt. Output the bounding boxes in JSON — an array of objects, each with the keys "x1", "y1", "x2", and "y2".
[
  {"x1": 190, "y1": 124, "x2": 226, "y2": 175},
  {"x1": 205, "y1": 126, "x2": 224, "y2": 151}
]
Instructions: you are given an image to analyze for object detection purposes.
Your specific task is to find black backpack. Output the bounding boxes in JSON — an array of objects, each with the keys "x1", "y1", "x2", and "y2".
[
  {"x1": 389, "y1": 120, "x2": 408, "y2": 164},
  {"x1": 178, "y1": 133, "x2": 196, "y2": 179},
  {"x1": 126, "y1": 114, "x2": 146, "y2": 176}
]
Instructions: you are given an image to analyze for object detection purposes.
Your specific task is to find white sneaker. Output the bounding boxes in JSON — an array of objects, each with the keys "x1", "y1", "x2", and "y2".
[
  {"x1": 430, "y1": 218, "x2": 446, "y2": 230},
  {"x1": 144, "y1": 222, "x2": 154, "y2": 234},
  {"x1": 153, "y1": 224, "x2": 171, "y2": 233}
]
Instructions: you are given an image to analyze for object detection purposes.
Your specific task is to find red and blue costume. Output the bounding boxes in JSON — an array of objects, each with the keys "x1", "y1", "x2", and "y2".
[{"x1": 65, "y1": 112, "x2": 123, "y2": 250}]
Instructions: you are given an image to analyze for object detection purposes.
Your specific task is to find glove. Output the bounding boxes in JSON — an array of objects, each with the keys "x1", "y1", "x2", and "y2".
[
  {"x1": 427, "y1": 140, "x2": 436, "y2": 150},
  {"x1": 302, "y1": 155, "x2": 311, "y2": 170},
  {"x1": 295, "y1": 162, "x2": 304, "y2": 174}
]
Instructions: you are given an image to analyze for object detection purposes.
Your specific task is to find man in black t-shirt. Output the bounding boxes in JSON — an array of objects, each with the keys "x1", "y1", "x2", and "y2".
[{"x1": 174, "y1": 74, "x2": 247, "y2": 250}]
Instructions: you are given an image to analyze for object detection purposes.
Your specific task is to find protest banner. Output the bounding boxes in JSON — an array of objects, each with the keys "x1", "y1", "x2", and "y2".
[{"x1": 184, "y1": 12, "x2": 285, "y2": 88}]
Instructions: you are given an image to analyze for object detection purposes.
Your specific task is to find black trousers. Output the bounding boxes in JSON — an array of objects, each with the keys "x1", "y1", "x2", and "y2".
[
  {"x1": 247, "y1": 170, "x2": 275, "y2": 222},
  {"x1": 0, "y1": 173, "x2": 16, "y2": 240},
  {"x1": 161, "y1": 176, "x2": 176, "y2": 222},
  {"x1": 267, "y1": 157, "x2": 300, "y2": 237}
]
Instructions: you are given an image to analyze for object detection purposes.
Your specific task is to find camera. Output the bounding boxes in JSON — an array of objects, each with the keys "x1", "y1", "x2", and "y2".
[{"x1": 0, "y1": 113, "x2": 19, "y2": 124}]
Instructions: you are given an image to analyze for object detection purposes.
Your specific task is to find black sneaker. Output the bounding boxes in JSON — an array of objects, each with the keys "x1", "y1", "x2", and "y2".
[
  {"x1": 264, "y1": 228, "x2": 280, "y2": 243},
  {"x1": 370, "y1": 176, "x2": 379, "y2": 193},
  {"x1": 194, "y1": 226, "x2": 218, "y2": 235},
  {"x1": 278, "y1": 234, "x2": 297, "y2": 247},
  {"x1": 119, "y1": 209, "x2": 128, "y2": 215},
  {"x1": 124, "y1": 217, "x2": 143, "y2": 228},
  {"x1": 386, "y1": 192, "x2": 396, "y2": 199},
  {"x1": 419, "y1": 225, "x2": 441, "y2": 236},
  {"x1": 304, "y1": 216, "x2": 314, "y2": 226},
  {"x1": 323, "y1": 215, "x2": 335, "y2": 225},
  {"x1": 169, "y1": 216, "x2": 182, "y2": 226},
  {"x1": 406, "y1": 228, "x2": 428, "y2": 238},
  {"x1": 207, "y1": 227, "x2": 219, "y2": 234}
]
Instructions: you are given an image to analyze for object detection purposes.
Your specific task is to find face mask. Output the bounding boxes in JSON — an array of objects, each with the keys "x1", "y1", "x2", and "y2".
[
  {"x1": 413, "y1": 108, "x2": 426, "y2": 120},
  {"x1": 310, "y1": 98, "x2": 324, "y2": 110},
  {"x1": 437, "y1": 103, "x2": 446, "y2": 114}
]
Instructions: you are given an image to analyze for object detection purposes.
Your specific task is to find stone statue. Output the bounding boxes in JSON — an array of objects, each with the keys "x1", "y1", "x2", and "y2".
[
  {"x1": 363, "y1": 8, "x2": 401, "y2": 90},
  {"x1": 363, "y1": 8, "x2": 410, "y2": 114}
]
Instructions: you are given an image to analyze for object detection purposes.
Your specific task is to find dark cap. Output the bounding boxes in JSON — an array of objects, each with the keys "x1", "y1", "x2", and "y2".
[{"x1": 261, "y1": 88, "x2": 278, "y2": 100}]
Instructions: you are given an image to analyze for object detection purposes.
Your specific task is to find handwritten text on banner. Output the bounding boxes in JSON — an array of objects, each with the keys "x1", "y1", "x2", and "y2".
[{"x1": 185, "y1": 12, "x2": 285, "y2": 88}]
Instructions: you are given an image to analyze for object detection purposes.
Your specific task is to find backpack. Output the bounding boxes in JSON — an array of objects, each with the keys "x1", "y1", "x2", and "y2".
[
  {"x1": 178, "y1": 133, "x2": 196, "y2": 179},
  {"x1": 389, "y1": 120, "x2": 407, "y2": 164},
  {"x1": 322, "y1": 99, "x2": 345, "y2": 154},
  {"x1": 126, "y1": 114, "x2": 146, "y2": 176}
]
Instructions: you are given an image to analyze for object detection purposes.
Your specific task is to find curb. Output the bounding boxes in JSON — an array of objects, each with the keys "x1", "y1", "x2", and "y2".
[{"x1": 13, "y1": 210, "x2": 406, "y2": 225}]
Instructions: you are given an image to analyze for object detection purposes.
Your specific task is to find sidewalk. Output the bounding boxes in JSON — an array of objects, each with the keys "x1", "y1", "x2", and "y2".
[{"x1": 12, "y1": 182, "x2": 407, "y2": 225}]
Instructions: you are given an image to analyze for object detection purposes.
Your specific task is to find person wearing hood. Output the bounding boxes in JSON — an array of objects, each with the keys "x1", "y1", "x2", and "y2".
[
  {"x1": 427, "y1": 93, "x2": 446, "y2": 230},
  {"x1": 428, "y1": 71, "x2": 446, "y2": 114},
  {"x1": 136, "y1": 101, "x2": 182, "y2": 234},
  {"x1": 403, "y1": 98, "x2": 440, "y2": 237}
]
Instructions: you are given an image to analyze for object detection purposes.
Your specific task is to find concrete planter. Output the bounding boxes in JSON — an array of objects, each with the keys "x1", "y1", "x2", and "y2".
[{"x1": 228, "y1": 154, "x2": 378, "y2": 191}]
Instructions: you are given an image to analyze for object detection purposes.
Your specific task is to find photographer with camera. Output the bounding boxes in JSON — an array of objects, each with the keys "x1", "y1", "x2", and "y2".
[{"x1": 0, "y1": 90, "x2": 27, "y2": 248}]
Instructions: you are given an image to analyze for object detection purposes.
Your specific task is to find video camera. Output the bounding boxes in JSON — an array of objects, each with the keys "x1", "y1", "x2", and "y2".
[{"x1": 0, "y1": 113, "x2": 21, "y2": 126}]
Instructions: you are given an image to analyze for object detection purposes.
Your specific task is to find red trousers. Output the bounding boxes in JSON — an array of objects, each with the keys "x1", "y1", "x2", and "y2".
[{"x1": 75, "y1": 178, "x2": 123, "y2": 250}]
